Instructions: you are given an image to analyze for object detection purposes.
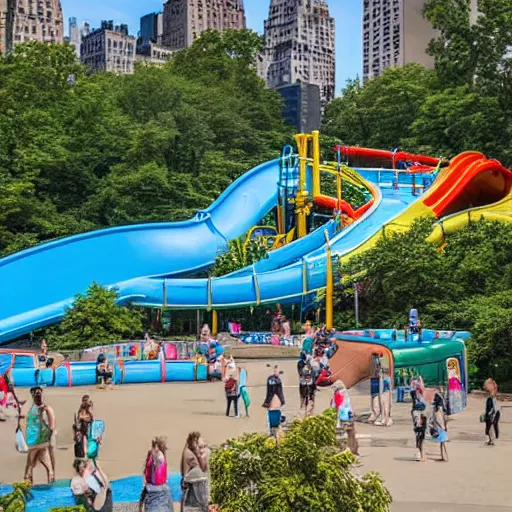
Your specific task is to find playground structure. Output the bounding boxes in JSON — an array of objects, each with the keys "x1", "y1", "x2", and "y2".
[
  {"x1": 0, "y1": 131, "x2": 511, "y2": 387},
  {"x1": 327, "y1": 329, "x2": 469, "y2": 414}
]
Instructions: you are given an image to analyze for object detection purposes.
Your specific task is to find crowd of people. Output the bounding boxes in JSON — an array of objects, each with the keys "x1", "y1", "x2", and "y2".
[
  {"x1": 9, "y1": 383, "x2": 217, "y2": 512},
  {"x1": 0, "y1": 317, "x2": 505, "y2": 509}
]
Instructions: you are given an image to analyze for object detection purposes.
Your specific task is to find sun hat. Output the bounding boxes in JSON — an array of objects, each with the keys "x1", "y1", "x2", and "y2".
[{"x1": 332, "y1": 380, "x2": 346, "y2": 391}]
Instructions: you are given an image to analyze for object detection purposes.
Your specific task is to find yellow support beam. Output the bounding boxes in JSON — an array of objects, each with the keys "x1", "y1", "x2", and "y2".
[
  {"x1": 294, "y1": 133, "x2": 311, "y2": 239},
  {"x1": 212, "y1": 310, "x2": 218, "y2": 336},
  {"x1": 312, "y1": 130, "x2": 321, "y2": 197}
]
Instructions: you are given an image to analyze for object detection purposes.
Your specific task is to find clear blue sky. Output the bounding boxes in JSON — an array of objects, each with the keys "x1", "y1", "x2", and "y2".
[{"x1": 61, "y1": 0, "x2": 362, "y2": 93}]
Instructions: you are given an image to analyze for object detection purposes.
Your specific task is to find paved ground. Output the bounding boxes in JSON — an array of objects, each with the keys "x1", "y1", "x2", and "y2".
[{"x1": 1, "y1": 359, "x2": 510, "y2": 511}]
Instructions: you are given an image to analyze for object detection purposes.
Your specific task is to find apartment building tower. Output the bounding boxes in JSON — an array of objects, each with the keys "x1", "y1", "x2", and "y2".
[
  {"x1": 260, "y1": 0, "x2": 336, "y2": 106},
  {"x1": 68, "y1": 17, "x2": 81, "y2": 57},
  {"x1": 162, "y1": 0, "x2": 246, "y2": 51},
  {"x1": 0, "y1": 0, "x2": 64, "y2": 55},
  {"x1": 363, "y1": 0, "x2": 435, "y2": 79},
  {"x1": 81, "y1": 21, "x2": 135, "y2": 74},
  {"x1": 140, "y1": 12, "x2": 164, "y2": 47}
]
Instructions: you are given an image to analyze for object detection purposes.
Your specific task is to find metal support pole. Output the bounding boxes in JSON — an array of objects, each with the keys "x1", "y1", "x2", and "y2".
[
  {"x1": 312, "y1": 131, "x2": 321, "y2": 197},
  {"x1": 354, "y1": 283, "x2": 360, "y2": 328},
  {"x1": 212, "y1": 310, "x2": 218, "y2": 336},
  {"x1": 196, "y1": 310, "x2": 201, "y2": 339},
  {"x1": 324, "y1": 230, "x2": 333, "y2": 331}
]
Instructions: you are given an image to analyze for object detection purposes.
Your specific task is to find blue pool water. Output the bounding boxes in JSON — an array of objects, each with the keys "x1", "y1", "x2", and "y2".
[{"x1": 0, "y1": 474, "x2": 182, "y2": 511}]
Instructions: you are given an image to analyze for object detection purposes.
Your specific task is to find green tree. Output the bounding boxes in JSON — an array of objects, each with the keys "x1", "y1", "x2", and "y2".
[
  {"x1": 323, "y1": 65, "x2": 435, "y2": 150},
  {"x1": 50, "y1": 282, "x2": 143, "y2": 350},
  {"x1": 339, "y1": 219, "x2": 512, "y2": 389},
  {"x1": 0, "y1": 34, "x2": 290, "y2": 257},
  {"x1": 405, "y1": 85, "x2": 511, "y2": 164},
  {"x1": 212, "y1": 237, "x2": 268, "y2": 277},
  {"x1": 210, "y1": 410, "x2": 392, "y2": 512}
]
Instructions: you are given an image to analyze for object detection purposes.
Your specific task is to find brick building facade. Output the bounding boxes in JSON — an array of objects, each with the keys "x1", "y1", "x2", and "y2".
[
  {"x1": 260, "y1": 0, "x2": 336, "y2": 106},
  {"x1": 162, "y1": 0, "x2": 246, "y2": 51},
  {"x1": 0, "y1": 0, "x2": 63, "y2": 55}
]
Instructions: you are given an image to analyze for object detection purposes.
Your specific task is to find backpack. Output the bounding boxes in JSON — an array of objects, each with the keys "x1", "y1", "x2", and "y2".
[{"x1": 225, "y1": 378, "x2": 236, "y2": 394}]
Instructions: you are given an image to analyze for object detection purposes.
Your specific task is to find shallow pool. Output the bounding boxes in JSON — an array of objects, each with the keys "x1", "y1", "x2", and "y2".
[{"x1": 0, "y1": 474, "x2": 182, "y2": 511}]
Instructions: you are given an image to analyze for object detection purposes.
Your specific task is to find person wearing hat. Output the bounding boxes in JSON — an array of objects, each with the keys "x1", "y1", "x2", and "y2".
[
  {"x1": 332, "y1": 380, "x2": 358, "y2": 455},
  {"x1": 332, "y1": 380, "x2": 352, "y2": 425},
  {"x1": 263, "y1": 365, "x2": 286, "y2": 435},
  {"x1": 224, "y1": 360, "x2": 239, "y2": 418},
  {"x1": 299, "y1": 368, "x2": 317, "y2": 418}
]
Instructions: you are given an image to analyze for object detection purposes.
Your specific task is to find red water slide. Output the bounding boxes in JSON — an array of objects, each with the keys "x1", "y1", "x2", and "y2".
[
  {"x1": 423, "y1": 152, "x2": 512, "y2": 218},
  {"x1": 314, "y1": 195, "x2": 375, "y2": 220},
  {"x1": 335, "y1": 146, "x2": 442, "y2": 168}
]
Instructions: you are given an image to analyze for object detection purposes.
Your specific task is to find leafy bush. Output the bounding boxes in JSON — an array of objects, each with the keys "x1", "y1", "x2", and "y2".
[
  {"x1": 48, "y1": 282, "x2": 143, "y2": 350},
  {"x1": 210, "y1": 410, "x2": 392, "y2": 512},
  {"x1": 0, "y1": 482, "x2": 31, "y2": 512}
]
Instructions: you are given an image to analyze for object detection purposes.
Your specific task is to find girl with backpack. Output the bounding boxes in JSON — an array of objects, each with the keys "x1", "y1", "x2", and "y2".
[{"x1": 224, "y1": 361, "x2": 239, "y2": 417}]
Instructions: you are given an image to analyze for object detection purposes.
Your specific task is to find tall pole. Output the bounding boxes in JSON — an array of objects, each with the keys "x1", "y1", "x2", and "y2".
[
  {"x1": 212, "y1": 310, "x2": 218, "y2": 336},
  {"x1": 324, "y1": 230, "x2": 333, "y2": 330},
  {"x1": 354, "y1": 283, "x2": 359, "y2": 328}
]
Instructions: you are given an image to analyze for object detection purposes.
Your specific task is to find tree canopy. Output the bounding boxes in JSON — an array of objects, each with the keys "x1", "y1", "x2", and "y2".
[
  {"x1": 323, "y1": 1, "x2": 512, "y2": 166},
  {"x1": 0, "y1": 31, "x2": 291, "y2": 257},
  {"x1": 48, "y1": 282, "x2": 143, "y2": 350},
  {"x1": 338, "y1": 220, "x2": 512, "y2": 390}
]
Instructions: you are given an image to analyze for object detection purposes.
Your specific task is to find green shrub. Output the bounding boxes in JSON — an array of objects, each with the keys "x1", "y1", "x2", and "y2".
[
  {"x1": 210, "y1": 409, "x2": 392, "y2": 512},
  {"x1": 0, "y1": 482, "x2": 31, "y2": 512}
]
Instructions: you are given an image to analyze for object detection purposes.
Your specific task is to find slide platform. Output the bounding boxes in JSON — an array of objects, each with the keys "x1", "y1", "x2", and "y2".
[{"x1": 0, "y1": 159, "x2": 281, "y2": 342}]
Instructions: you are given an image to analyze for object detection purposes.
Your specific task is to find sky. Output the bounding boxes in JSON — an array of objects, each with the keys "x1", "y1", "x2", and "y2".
[{"x1": 61, "y1": 0, "x2": 363, "y2": 93}]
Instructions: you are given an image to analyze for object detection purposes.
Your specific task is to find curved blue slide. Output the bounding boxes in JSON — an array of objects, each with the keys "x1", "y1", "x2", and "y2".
[
  {"x1": 113, "y1": 176, "x2": 420, "y2": 310},
  {"x1": 0, "y1": 159, "x2": 281, "y2": 343}
]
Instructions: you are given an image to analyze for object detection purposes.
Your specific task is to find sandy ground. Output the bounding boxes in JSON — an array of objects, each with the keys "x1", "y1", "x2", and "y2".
[{"x1": 1, "y1": 359, "x2": 511, "y2": 511}]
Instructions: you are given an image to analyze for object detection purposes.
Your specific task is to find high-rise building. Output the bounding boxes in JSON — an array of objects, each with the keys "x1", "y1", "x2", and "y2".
[
  {"x1": 81, "y1": 21, "x2": 135, "y2": 74},
  {"x1": 260, "y1": 0, "x2": 336, "y2": 106},
  {"x1": 140, "y1": 12, "x2": 164, "y2": 47},
  {"x1": 69, "y1": 17, "x2": 81, "y2": 58},
  {"x1": 277, "y1": 82, "x2": 322, "y2": 133},
  {"x1": 162, "y1": 0, "x2": 246, "y2": 51},
  {"x1": 362, "y1": 0, "x2": 483, "y2": 80},
  {"x1": 363, "y1": 0, "x2": 435, "y2": 80},
  {"x1": 0, "y1": 0, "x2": 64, "y2": 55}
]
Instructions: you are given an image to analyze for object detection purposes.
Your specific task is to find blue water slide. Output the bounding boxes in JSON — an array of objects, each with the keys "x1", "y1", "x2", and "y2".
[
  {"x1": 117, "y1": 179, "x2": 421, "y2": 310},
  {"x1": 0, "y1": 159, "x2": 281, "y2": 343}
]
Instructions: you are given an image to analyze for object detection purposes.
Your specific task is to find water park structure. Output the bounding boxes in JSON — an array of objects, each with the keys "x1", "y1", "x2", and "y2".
[{"x1": 0, "y1": 131, "x2": 511, "y2": 392}]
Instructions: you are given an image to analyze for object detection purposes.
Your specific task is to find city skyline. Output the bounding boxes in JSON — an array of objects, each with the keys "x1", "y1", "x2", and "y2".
[{"x1": 61, "y1": 0, "x2": 362, "y2": 94}]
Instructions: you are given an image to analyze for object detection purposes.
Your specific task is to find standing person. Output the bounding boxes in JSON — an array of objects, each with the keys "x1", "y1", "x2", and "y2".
[
  {"x1": 280, "y1": 316, "x2": 291, "y2": 339},
  {"x1": 332, "y1": 380, "x2": 358, "y2": 455},
  {"x1": 224, "y1": 361, "x2": 239, "y2": 418},
  {"x1": 263, "y1": 365, "x2": 286, "y2": 435},
  {"x1": 140, "y1": 437, "x2": 173, "y2": 512},
  {"x1": 431, "y1": 392, "x2": 449, "y2": 461},
  {"x1": 412, "y1": 401, "x2": 427, "y2": 462},
  {"x1": 180, "y1": 432, "x2": 210, "y2": 512},
  {"x1": 23, "y1": 386, "x2": 56, "y2": 485},
  {"x1": 71, "y1": 459, "x2": 113, "y2": 512},
  {"x1": 299, "y1": 369, "x2": 316, "y2": 418},
  {"x1": 483, "y1": 378, "x2": 501, "y2": 446}
]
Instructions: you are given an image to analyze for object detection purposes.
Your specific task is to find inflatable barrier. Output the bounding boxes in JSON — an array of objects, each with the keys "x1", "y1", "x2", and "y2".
[{"x1": 3, "y1": 349, "x2": 208, "y2": 388}]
